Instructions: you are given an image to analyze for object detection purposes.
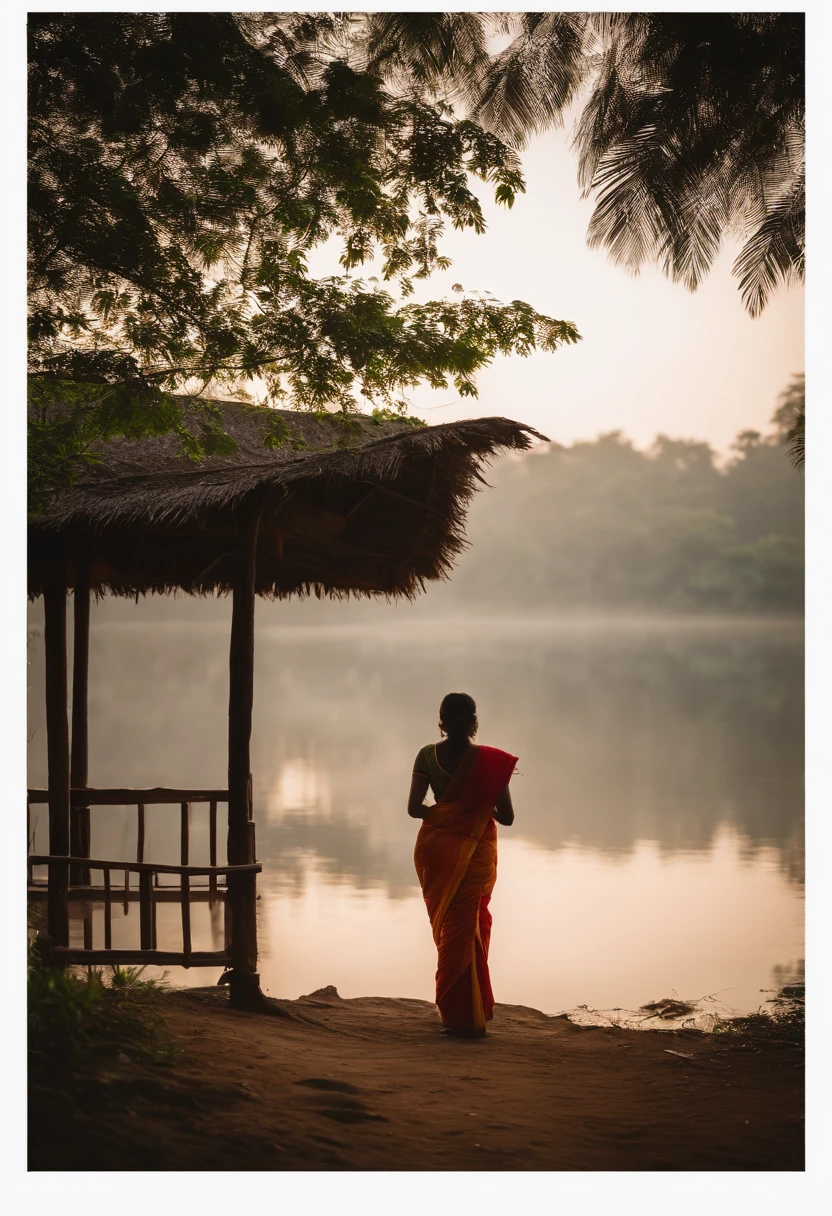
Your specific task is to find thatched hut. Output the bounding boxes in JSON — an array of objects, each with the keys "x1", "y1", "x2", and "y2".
[{"x1": 28, "y1": 402, "x2": 543, "y2": 1008}]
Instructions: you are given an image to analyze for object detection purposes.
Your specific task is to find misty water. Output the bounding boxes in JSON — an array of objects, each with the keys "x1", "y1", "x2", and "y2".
[{"x1": 27, "y1": 610, "x2": 803, "y2": 1025}]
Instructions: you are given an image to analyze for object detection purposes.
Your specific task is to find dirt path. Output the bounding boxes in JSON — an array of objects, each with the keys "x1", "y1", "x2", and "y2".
[{"x1": 30, "y1": 986, "x2": 803, "y2": 1171}]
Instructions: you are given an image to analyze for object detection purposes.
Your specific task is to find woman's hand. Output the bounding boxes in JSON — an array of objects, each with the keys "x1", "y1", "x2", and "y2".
[
  {"x1": 407, "y1": 773, "x2": 431, "y2": 819},
  {"x1": 494, "y1": 785, "x2": 515, "y2": 826}
]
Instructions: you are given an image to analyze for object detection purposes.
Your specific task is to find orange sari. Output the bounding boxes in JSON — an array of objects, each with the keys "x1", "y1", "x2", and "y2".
[{"x1": 414, "y1": 745, "x2": 518, "y2": 1036}]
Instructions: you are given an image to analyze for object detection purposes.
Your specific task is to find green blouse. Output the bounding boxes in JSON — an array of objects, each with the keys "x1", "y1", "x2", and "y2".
[{"x1": 412, "y1": 743, "x2": 456, "y2": 801}]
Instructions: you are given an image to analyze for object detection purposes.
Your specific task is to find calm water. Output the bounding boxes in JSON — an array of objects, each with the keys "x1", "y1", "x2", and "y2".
[{"x1": 27, "y1": 613, "x2": 804, "y2": 1023}]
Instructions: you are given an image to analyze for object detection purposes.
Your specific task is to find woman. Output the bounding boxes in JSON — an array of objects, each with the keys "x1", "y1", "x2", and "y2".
[{"x1": 408, "y1": 693, "x2": 517, "y2": 1038}]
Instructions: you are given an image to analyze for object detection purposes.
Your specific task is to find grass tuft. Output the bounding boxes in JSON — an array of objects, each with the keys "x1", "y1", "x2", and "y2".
[
  {"x1": 713, "y1": 983, "x2": 804, "y2": 1047},
  {"x1": 28, "y1": 945, "x2": 177, "y2": 1088}
]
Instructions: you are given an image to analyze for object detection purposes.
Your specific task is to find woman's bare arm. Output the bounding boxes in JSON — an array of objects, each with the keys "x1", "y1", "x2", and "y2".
[
  {"x1": 494, "y1": 785, "x2": 514, "y2": 826},
  {"x1": 408, "y1": 773, "x2": 431, "y2": 819}
]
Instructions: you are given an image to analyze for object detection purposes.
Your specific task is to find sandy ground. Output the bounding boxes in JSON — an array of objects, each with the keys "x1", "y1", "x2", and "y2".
[{"x1": 30, "y1": 985, "x2": 803, "y2": 1172}]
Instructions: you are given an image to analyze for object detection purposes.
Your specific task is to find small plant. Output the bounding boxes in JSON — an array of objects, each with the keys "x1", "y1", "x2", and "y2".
[
  {"x1": 28, "y1": 961, "x2": 106, "y2": 1077},
  {"x1": 102, "y1": 964, "x2": 166, "y2": 992},
  {"x1": 713, "y1": 983, "x2": 804, "y2": 1047},
  {"x1": 28, "y1": 954, "x2": 174, "y2": 1087}
]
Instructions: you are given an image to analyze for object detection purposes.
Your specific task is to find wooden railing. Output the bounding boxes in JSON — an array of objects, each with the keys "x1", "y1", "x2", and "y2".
[
  {"x1": 27, "y1": 787, "x2": 228, "y2": 889},
  {"x1": 27, "y1": 787, "x2": 258, "y2": 968},
  {"x1": 28, "y1": 855, "x2": 261, "y2": 967}
]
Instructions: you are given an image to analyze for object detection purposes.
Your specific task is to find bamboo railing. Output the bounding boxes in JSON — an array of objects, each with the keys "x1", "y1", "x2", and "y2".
[
  {"x1": 28, "y1": 855, "x2": 261, "y2": 967},
  {"x1": 27, "y1": 787, "x2": 258, "y2": 968},
  {"x1": 28, "y1": 787, "x2": 226, "y2": 883}
]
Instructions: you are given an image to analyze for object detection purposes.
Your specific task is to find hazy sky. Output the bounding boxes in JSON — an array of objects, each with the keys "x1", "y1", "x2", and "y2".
[{"x1": 311, "y1": 114, "x2": 804, "y2": 456}]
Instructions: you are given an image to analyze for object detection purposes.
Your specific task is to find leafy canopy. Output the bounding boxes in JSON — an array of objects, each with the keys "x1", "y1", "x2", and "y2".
[
  {"x1": 363, "y1": 11, "x2": 805, "y2": 317},
  {"x1": 28, "y1": 12, "x2": 579, "y2": 512}
]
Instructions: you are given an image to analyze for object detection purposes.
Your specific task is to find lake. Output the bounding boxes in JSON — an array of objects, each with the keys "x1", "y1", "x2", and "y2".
[{"x1": 27, "y1": 612, "x2": 804, "y2": 1026}]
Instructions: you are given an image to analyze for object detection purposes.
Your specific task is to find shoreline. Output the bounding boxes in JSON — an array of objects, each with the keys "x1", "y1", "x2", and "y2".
[{"x1": 30, "y1": 985, "x2": 804, "y2": 1172}]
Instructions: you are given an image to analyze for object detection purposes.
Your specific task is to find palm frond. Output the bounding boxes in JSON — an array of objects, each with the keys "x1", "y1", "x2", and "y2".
[
  {"x1": 575, "y1": 13, "x2": 804, "y2": 313},
  {"x1": 584, "y1": 128, "x2": 671, "y2": 271},
  {"x1": 733, "y1": 166, "x2": 805, "y2": 317},
  {"x1": 475, "y1": 13, "x2": 589, "y2": 147},
  {"x1": 361, "y1": 11, "x2": 489, "y2": 96},
  {"x1": 786, "y1": 406, "x2": 805, "y2": 471}
]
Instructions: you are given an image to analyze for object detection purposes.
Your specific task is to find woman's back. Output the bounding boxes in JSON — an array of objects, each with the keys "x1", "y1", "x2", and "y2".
[{"x1": 413, "y1": 740, "x2": 470, "y2": 801}]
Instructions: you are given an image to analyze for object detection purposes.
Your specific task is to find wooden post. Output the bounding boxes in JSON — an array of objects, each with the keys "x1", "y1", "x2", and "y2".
[
  {"x1": 208, "y1": 800, "x2": 217, "y2": 899},
  {"x1": 104, "y1": 867, "x2": 112, "y2": 949},
  {"x1": 139, "y1": 871, "x2": 153, "y2": 951},
  {"x1": 27, "y1": 797, "x2": 32, "y2": 885},
  {"x1": 226, "y1": 499, "x2": 265, "y2": 1010},
  {"x1": 70, "y1": 534, "x2": 91, "y2": 885},
  {"x1": 137, "y1": 804, "x2": 145, "y2": 864},
  {"x1": 44, "y1": 543, "x2": 70, "y2": 949},
  {"x1": 180, "y1": 802, "x2": 190, "y2": 865},
  {"x1": 180, "y1": 872, "x2": 192, "y2": 966}
]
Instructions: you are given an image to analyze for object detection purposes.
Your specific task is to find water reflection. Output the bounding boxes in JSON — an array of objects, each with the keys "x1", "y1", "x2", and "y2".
[
  {"x1": 254, "y1": 831, "x2": 803, "y2": 1021},
  {"x1": 27, "y1": 611, "x2": 803, "y2": 1015}
]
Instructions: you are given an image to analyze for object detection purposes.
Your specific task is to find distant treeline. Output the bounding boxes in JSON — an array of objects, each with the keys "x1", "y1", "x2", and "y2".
[{"x1": 446, "y1": 412, "x2": 803, "y2": 614}]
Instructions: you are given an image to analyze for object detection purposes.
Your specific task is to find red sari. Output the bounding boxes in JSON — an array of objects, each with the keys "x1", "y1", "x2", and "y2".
[{"x1": 414, "y1": 745, "x2": 517, "y2": 1036}]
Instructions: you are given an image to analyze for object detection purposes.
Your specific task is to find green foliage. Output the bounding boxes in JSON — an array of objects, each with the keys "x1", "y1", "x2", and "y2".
[
  {"x1": 28, "y1": 961, "x2": 106, "y2": 1076},
  {"x1": 258, "y1": 411, "x2": 309, "y2": 453},
  {"x1": 28, "y1": 378, "x2": 238, "y2": 514},
  {"x1": 446, "y1": 411, "x2": 803, "y2": 614},
  {"x1": 28, "y1": 955, "x2": 171, "y2": 1084},
  {"x1": 28, "y1": 12, "x2": 579, "y2": 513},
  {"x1": 370, "y1": 407, "x2": 426, "y2": 427}
]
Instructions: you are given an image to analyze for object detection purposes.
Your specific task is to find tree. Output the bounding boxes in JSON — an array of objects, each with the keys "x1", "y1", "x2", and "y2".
[
  {"x1": 28, "y1": 12, "x2": 579, "y2": 511},
  {"x1": 363, "y1": 12, "x2": 804, "y2": 317},
  {"x1": 771, "y1": 375, "x2": 805, "y2": 471},
  {"x1": 432, "y1": 412, "x2": 803, "y2": 614}
]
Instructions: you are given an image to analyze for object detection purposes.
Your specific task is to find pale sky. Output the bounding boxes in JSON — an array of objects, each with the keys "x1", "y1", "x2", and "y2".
[{"x1": 310, "y1": 118, "x2": 804, "y2": 456}]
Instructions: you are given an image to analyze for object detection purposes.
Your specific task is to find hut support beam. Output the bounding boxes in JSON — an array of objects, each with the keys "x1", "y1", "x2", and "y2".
[
  {"x1": 225, "y1": 500, "x2": 265, "y2": 1011},
  {"x1": 70, "y1": 536, "x2": 91, "y2": 886},
  {"x1": 44, "y1": 548, "x2": 70, "y2": 950}
]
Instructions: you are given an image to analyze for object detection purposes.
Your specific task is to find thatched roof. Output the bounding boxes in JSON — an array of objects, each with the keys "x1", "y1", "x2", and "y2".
[{"x1": 28, "y1": 402, "x2": 545, "y2": 599}]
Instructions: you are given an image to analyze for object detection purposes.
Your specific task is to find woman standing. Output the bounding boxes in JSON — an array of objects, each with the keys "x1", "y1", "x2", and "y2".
[{"x1": 408, "y1": 693, "x2": 517, "y2": 1037}]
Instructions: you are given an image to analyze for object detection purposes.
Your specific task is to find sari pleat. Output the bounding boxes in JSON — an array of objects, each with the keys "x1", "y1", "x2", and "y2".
[{"x1": 414, "y1": 745, "x2": 517, "y2": 1035}]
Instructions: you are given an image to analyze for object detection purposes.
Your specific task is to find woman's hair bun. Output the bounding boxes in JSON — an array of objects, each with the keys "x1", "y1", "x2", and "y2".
[{"x1": 439, "y1": 692, "x2": 478, "y2": 740}]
